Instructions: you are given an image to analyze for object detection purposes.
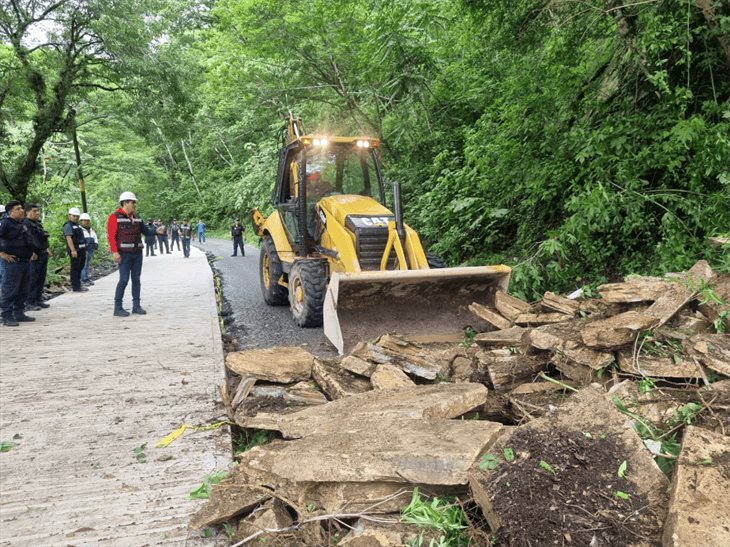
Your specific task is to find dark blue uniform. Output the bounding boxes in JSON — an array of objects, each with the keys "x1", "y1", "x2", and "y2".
[
  {"x1": 63, "y1": 220, "x2": 87, "y2": 291},
  {"x1": 24, "y1": 217, "x2": 50, "y2": 307},
  {"x1": 231, "y1": 223, "x2": 245, "y2": 256},
  {"x1": 0, "y1": 216, "x2": 34, "y2": 324}
]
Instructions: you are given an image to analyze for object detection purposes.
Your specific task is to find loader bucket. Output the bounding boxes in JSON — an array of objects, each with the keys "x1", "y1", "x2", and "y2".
[{"x1": 323, "y1": 266, "x2": 512, "y2": 354}]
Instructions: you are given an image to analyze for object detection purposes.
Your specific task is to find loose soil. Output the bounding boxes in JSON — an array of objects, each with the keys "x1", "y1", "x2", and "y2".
[
  {"x1": 239, "y1": 395, "x2": 318, "y2": 417},
  {"x1": 483, "y1": 428, "x2": 663, "y2": 546}
]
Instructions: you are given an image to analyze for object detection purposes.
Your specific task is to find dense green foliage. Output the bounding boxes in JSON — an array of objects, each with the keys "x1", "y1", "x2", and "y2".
[{"x1": 2, "y1": 0, "x2": 729, "y2": 297}]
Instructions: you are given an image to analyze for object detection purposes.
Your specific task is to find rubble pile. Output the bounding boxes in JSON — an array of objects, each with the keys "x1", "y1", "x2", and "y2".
[{"x1": 195, "y1": 260, "x2": 729, "y2": 546}]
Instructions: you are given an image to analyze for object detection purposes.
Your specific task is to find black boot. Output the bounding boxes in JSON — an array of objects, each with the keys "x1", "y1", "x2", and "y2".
[
  {"x1": 132, "y1": 305, "x2": 146, "y2": 315},
  {"x1": 16, "y1": 314, "x2": 36, "y2": 322},
  {"x1": 3, "y1": 316, "x2": 19, "y2": 327},
  {"x1": 114, "y1": 307, "x2": 130, "y2": 317}
]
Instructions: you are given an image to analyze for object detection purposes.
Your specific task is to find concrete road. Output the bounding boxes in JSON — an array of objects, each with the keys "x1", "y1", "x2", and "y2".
[{"x1": 193, "y1": 238, "x2": 335, "y2": 357}]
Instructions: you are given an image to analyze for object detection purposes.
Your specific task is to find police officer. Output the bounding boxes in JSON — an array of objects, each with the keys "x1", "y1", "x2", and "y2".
[
  {"x1": 24, "y1": 203, "x2": 52, "y2": 310},
  {"x1": 0, "y1": 204, "x2": 6, "y2": 290},
  {"x1": 107, "y1": 191, "x2": 156, "y2": 316},
  {"x1": 0, "y1": 200, "x2": 36, "y2": 326},
  {"x1": 180, "y1": 218, "x2": 192, "y2": 258},
  {"x1": 230, "y1": 218, "x2": 245, "y2": 257},
  {"x1": 169, "y1": 219, "x2": 181, "y2": 251},
  {"x1": 63, "y1": 207, "x2": 87, "y2": 292},
  {"x1": 144, "y1": 219, "x2": 157, "y2": 257}
]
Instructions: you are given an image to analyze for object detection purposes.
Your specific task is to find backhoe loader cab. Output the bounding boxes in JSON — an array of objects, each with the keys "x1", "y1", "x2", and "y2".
[{"x1": 251, "y1": 117, "x2": 512, "y2": 353}]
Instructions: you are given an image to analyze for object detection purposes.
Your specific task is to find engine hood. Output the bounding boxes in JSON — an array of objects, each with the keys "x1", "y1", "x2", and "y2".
[{"x1": 318, "y1": 195, "x2": 393, "y2": 227}]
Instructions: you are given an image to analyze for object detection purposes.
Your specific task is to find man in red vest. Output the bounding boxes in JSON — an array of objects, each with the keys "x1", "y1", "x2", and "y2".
[{"x1": 106, "y1": 192, "x2": 155, "y2": 317}]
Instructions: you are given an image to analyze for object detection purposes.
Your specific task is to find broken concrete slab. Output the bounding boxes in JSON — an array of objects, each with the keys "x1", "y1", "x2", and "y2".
[
  {"x1": 514, "y1": 312, "x2": 571, "y2": 326},
  {"x1": 616, "y1": 352, "x2": 704, "y2": 379},
  {"x1": 663, "y1": 426, "x2": 730, "y2": 547},
  {"x1": 247, "y1": 382, "x2": 489, "y2": 438},
  {"x1": 239, "y1": 418, "x2": 503, "y2": 485},
  {"x1": 478, "y1": 352, "x2": 547, "y2": 393},
  {"x1": 370, "y1": 364, "x2": 415, "y2": 390},
  {"x1": 312, "y1": 358, "x2": 372, "y2": 400},
  {"x1": 468, "y1": 302, "x2": 512, "y2": 330},
  {"x1": 450, "y1": 355, "x2": 476, "y2": 383},
  {"x1": 469, "y1": 385, "x2": 669, "y2": 546},
  {"x1": 188, "y1": 481, "x2": 268, "y2": 529},
  {"x1": 351, "y1": 341, "x2": 393, "y2": 364},
  {"x1": 529, "y1": 324, "x2": 614, "y2": 370},
  {"x1": 374, "y1": 334, "x2": 443, "y2": 380},
  {"x1": 225, "y1": 347, "x2": 314, "y2": 383},
  {"x1": 598, "y1": 277, "x2": 675, "y2": 303},
  {"x1": 552, "y1": 352, "x2": 598, "y2": 385},
  {"x1": 541, "y1": 291, "x2": 579, "y2": 315},
  {"x1": 580, "y1": 310, "x2": 655, "y2": 349},
  {"x1": 494, "y1": 291, "x2": 531, "y2": 320},
  {"x1": 340, "y1": 355, "x2": 376, "y2": 377},
  {"x1": 644, "y1": 260, "x2": 715, "y2": 328},
  {"x1": 475, "y1": 327, "x2": 526, "y2": 346},
  {"x1": 231, "y1": 376, "x2": 257, "y2": 410},
  {"x1": 686, "y1": 334, "x2": 730, "y2": 377},
  {"x1": 233, "y1": 382, "x2": 329, "y2": 430},
  {"x1": 508, "y1": 381, "x2": 572, "y2": 421}
]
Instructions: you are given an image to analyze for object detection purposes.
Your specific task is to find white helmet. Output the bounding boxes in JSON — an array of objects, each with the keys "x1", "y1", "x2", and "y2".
[
  {"x1": 68, "y1": 207, "x2": 81, "y2": 216},
  {"x1": 119, "y1": 191, "x2": 137, "y2": 202},
  {"x1": 79, "y1": 213, "x2": 91, "y2": 220},
  {"x1": 0, "y1": 204, "x2": 5, "y2": 213}
]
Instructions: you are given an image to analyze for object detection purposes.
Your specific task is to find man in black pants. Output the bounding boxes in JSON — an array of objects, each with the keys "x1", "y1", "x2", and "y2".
[
  {"x1": 231, "y1": 219, "x2": 245, "y2": 256},
  {"x1": 24, "y1": 203, "x2": 51, "y2": 310},
  {"x1": 0, "y1": 200, "x2": 36, "y2": 326},
  {"x1": 63, "y1": 207, "x2": 87, "y2": 292},
  {"x1": 169, "y1": 219, "x2": 181, "y2": 251},
  {"x1": 180, "y1": 219, "x2": 192, "y2": 258}
]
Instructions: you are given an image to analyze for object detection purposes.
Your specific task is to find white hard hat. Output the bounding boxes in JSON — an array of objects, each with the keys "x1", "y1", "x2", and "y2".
[
  {"x1": 79, "y1": 213, "x2": 91, "y2": 220},
  {"x1": 119, "y1": 191, "x2": 137, "y2": 202},
  {"x1": 68, "y1": 207, "x2": 81, "y2": 216},
  {"x1": 0, "y1": 204, "x2": 5, "y2": 213}
]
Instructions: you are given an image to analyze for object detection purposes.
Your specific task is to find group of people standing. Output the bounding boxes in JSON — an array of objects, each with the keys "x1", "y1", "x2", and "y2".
[{"x1": 1, "y1": 191, "x2": 247, "y2": 325}]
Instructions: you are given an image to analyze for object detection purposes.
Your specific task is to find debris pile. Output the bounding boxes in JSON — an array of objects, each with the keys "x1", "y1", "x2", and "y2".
[{"x1": 196, "y1": 260, "x2": 729, "y2": 546}]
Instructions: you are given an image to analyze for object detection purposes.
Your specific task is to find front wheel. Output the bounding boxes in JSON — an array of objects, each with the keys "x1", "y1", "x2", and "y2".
[
  {"x1": 260, "y1": 235, "x2": 288, "y2": 305},
  {"x1": 289, "y1": 259, "x2": 328, "y2": 327}
]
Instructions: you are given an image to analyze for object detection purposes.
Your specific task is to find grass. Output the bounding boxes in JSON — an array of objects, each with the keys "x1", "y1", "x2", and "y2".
[
  {"x1": 189, "y1": 470, "x2": 228, "y2": 500},
  {"x1": 234, "y1": 429, "x2": 273, "y2": 454},
  {"x1": 401, "y1": 488, "x2": 469, "y2": 547}
]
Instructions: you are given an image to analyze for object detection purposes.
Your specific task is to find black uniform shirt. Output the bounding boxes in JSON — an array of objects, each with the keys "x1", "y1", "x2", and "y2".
[
  {"x1": 231, "y1": 224, "x2": 244, "y2": 238},
  {"x1": 24, "y1": 218, "x2": 50, "y2": 252},
  {"x1": 0, "y1": 217, "x2": 34, "y2": 258}
]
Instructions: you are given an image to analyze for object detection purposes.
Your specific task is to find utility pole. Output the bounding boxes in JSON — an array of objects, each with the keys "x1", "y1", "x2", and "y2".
[{"x1": 68, "y1": 106, "x2": 88, "y2": 213}]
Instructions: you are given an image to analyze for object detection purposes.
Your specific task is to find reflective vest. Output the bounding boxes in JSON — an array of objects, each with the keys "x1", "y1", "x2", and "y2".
[
  {"x1": 115, "y1": 211, "x2": 144, "y2": 252},
  {"x1": 64, "y1": 221, "x2": 86, "y2": 251}
]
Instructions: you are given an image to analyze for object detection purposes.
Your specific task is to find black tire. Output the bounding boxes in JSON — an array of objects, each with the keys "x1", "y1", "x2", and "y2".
[
  {"x1": 288, "y1": 259, "x2": 328, "y2": 327},
  {"x1": 426, "y1": 252, "x2": 447, "y2": 269},
  {"x1": 260, "y1": 235, "x2": 288, "y2": 306}
]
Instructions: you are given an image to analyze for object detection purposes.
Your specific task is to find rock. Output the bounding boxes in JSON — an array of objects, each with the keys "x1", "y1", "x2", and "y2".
[
  {"x1": 233, "y1": 382, "x2": 328, "y2": 430},
  {"x1": 529, "y1": 324, "x2": 614, "y2": 370},
  {"x1": 541, "y1": 291, "x2": 579, "y2": 315},
  {"x1": 494, "y1": 291, "x2": 531, "y2": 320},
  {"x1": 450, "y1": 355, "x2": 475, "y2": 383},
  {"x1": 374, "y1": 334, "x2": 443, "y2": 380},
  {"x1": 312, "y1": 358, "x2": 372, "y2": 399},
  {"x1": 552, "y1": 353, "x2": 598, "y2": 385},
  {"x1": 370, "y1": 364, "x2": 415, "y2": 390},
  {"x1": 239, "y1": 418, "x2": 503, "y2": 485},
  {"x1": 478, "y1": 352, "x2": 547, "y2": 393},
  {"x1": 188, "y1": 481, "x2": 268, "y2": 529},
  {"x1": 685, "y1": 334, "x2": 730, "y2": 377},
  {"x1": 469, "y1": 385, "x2": 669, "y2": 546},
  {"x1": 598, "y1": 277, "x2": 674, "y2": 303},
  {"x1": 616, "y1": 352, "x2": 704, "y2": 379},
  {"x1": 339, "y1": 519, "x2": 441, "y2": 546},
  {"x1": 231, "y1": 376, "x2": 257, "y2": 410},
  {"x1": 475, "y1": 327, "x2": 527, "y2": 346},
  {"x1": 468, "y1": 302, "x2": 512, "y2": 330},
  {"x1": 340, "y1": 355, "x2": 376, "y2": 377},
  {"x1": 580, "y1": 310, "x2": 655, "y2": 349},
  {"x1": 643, "y1": 260, "x2": 715, "y2": 328},
  {"x1": 508, "y1": 381, "x2": 573, "y2": 422},
  {"x1": 351, "y1": 341, "x2": 393, "y2": 364},
  {"x1": 234, "y1": 499, "x2": 293, "y2": 542},
  {"x1": 513, "y1": 312, "x2": 571, "y2": 326},
  {"x1": 226, "y1": 347, "x2": 314, "y2": 383},
  {"x1": 663, "y1": 426, "x2": 730, "y2": 547},
  {"x1": 243, "y1": 382, "x2": 489, "y2": 438}
]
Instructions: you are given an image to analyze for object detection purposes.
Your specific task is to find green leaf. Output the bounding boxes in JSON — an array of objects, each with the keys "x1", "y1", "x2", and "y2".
[
  {"x1": 617, "y1": 460, "x2": 627, "y2": 478},
  {"x1": 503, "y1": 447, "x2": 515, "y2": 462},
  {"x1": 479, "y1": 453, "x2": 500, "y2": 470},
  {"x1": 1, "y1": 441, "x2": 16, "y2": 453},
  {"x1": 615, "y1": 491, "x2": 631, "y2": 500},
  {"x1": 539, "y1": 460, "x2": 556, "y2": 476}
]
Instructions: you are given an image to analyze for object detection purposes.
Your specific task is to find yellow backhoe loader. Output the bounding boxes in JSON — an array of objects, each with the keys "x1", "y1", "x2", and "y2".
[{"x1": 251, "y1": 117, "x2": 511, "y2": 354}]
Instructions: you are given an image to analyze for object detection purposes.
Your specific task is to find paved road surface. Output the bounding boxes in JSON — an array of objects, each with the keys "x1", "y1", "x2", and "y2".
[
  {"x1": 193, "y1": 238, "x2": 335, "y2": 357},
  {"x1": 0, "y1": 247, "x2": 229, "y2": 546}
]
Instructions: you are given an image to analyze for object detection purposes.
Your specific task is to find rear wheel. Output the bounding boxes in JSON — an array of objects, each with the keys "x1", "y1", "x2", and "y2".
[
  {"x1": 426, "y1": 253, "x2": 446, "y2": 269},
  {"x1": 260, "y1": 235, "x2": 288, "y2": 305},
  {"x1": 289, "y1": 259, "x2": 328, "y2": 327}
]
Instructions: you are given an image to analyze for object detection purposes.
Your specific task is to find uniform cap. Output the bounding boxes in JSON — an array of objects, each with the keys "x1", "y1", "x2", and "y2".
[
  {"x1": 68, "y1": 207, "x2": 81, "y2": 216},
  {"x1": 79, "y1": 213, "x2": 91, "y2": 220},
  {"x1": 119, "y1": 191, "x2": 138, "y2": 202}
]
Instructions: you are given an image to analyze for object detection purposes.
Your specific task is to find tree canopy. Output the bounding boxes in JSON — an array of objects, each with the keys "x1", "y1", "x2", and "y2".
[{"x1": 1, "y1": 0, "x2": 729, "y2": 297}]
